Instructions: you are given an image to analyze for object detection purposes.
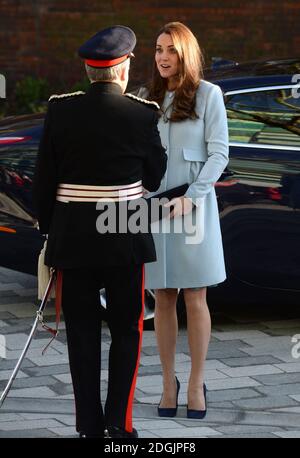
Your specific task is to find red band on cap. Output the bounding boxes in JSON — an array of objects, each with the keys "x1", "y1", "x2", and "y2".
[{"x1": 85, "y1": 54, "x2": 128, "y2": 68}]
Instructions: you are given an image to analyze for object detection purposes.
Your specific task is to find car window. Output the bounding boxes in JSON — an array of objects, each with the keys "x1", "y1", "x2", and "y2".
[{"x1": 226, "y1": 88, "x2": 300, "y2": 147}]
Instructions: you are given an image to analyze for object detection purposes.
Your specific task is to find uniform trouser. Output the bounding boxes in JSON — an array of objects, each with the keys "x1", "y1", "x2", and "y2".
[{"x1": 61, "y1": 264, "x2": 144, "y2": 434}]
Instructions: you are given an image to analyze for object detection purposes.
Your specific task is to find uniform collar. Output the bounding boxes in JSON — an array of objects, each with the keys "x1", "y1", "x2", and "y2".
[{"x1": 88, "y1": 81, "x2": 123, "y2": 95}]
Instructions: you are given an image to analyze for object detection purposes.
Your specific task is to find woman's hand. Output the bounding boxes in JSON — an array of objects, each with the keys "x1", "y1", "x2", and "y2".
[{"x1": 164, "y1": 196, "x2": 194, "y2": 219}]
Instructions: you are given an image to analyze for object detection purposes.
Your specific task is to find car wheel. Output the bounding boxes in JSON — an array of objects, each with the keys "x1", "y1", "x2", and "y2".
[
  {"x1": 99, "y1": 288, "x2": 155, "y2": 328},
  {"x1": 99, "y1": 288, "x2": 186, "y2": 330}
]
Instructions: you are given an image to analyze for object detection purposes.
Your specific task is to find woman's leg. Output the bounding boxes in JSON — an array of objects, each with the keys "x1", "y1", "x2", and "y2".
[
  {"x1": 183, "y1": 287, "x2": 211, "y2": 410},
  {"x1": 154, "y1": 288, "x2": 179, "y2": 407}
]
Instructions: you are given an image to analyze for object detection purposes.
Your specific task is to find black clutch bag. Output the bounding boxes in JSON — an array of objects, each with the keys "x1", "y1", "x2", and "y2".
[{"x1": 145, "y1": 183, "x2": 189, "y2": 223}]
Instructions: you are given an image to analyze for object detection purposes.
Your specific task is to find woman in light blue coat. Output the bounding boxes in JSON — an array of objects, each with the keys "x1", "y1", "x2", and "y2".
[{"x1": 140, "y1": 22, "x2": 229, "y2": 418}]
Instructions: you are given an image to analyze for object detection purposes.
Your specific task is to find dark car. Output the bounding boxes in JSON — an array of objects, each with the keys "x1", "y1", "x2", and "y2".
[{"x1": 1, "y1": 58, "x2": 300, "y2": 319}]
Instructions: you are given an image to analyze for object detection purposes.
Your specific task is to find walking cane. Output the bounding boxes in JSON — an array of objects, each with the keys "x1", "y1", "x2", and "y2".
[{"x1": 0, "y1": 268, "x2": 57, "y2": 408}]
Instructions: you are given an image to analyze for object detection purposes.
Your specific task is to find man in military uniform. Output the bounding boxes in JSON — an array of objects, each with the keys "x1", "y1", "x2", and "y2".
[{"x1": 33, "y1": 25, "x2": 167, "y2": 438}]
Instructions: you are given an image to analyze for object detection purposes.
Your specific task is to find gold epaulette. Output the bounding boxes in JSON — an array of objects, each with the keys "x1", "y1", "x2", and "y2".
[
  {"x1": 125, "y1": 93, "x2": 160, "y2": 110},
  {"x1": 48, "y1": 91, "x2": 85, "y2": 101}
]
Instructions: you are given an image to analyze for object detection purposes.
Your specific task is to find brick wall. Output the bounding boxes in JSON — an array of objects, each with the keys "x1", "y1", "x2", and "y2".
[{"x1": 0, "y1": 0, "x2": 300, "y2": 93}]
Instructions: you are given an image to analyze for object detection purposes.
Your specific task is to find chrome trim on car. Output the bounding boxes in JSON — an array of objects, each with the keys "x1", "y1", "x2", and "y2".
[
  {"x1": 229, "y1": 142, "x2": 300, "y2": 151},
  {"x1": 224, "y1": 84, "x2": 299, "y2": 96}
]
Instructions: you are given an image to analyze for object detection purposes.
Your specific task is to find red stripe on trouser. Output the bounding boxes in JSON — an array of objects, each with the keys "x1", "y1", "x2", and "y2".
[{"x1": 125, "y1": 265, "x2": 144, "y2": 433}]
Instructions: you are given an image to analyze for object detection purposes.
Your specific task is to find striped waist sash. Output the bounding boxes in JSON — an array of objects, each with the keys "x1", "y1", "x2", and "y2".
[{"x1": 56, "y1": 181, "x2": 143, "y2": 203}]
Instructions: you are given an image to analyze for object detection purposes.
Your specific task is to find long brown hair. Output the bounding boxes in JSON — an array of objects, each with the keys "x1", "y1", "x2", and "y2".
[{"x1": 148, "y1": 22, "x2": 204, "y2": 122}]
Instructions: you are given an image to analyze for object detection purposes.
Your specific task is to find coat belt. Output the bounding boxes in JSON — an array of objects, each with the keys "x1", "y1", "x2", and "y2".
[{"x1": 56, "y1": 181, "x2": 143, "y2": 202}]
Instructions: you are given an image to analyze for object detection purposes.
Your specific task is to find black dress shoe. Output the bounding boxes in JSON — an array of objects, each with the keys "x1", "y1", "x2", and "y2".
[
  {"x1": 107, "y1": 426, "x2": 138, "y2": 438},
  {"x1": 158, "y1": 376, "x2": 180, "y2": 417}
]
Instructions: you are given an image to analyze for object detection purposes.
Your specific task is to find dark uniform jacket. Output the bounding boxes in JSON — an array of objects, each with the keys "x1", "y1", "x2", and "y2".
[{"x1": 33, "y1": 82, "x2": 167, "y2": 268}]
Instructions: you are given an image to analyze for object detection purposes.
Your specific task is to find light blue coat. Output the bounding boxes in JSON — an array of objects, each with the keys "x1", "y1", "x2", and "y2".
[{"x1": 139, "y1": 80, "x2": 229, "y2": 289}]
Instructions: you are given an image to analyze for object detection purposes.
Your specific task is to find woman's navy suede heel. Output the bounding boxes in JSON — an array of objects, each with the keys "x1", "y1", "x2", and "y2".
[
  {"x1": 158, "y1": 376, "x2": 180, "y2": 417},
  {"x1": 187, "y1": 383, "x2": 207, "y2": 419}
]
